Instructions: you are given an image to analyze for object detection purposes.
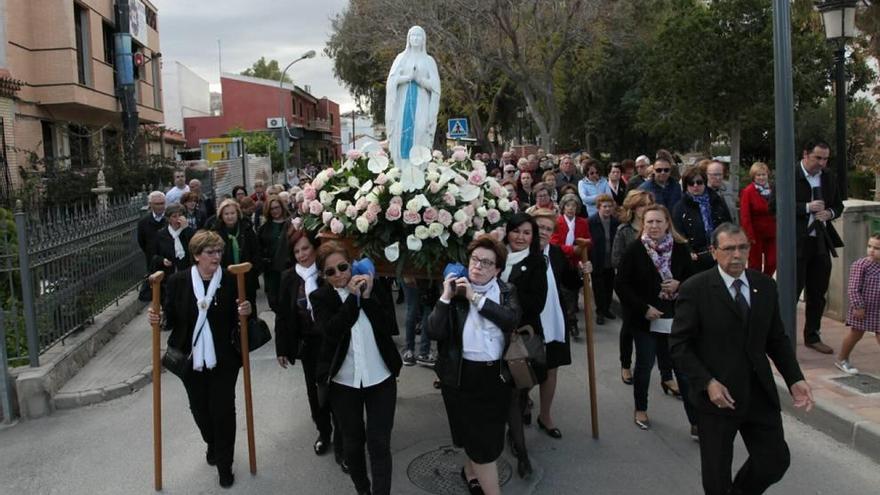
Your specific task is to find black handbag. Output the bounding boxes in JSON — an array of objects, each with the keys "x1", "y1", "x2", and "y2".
[
  {"x1": 504, "y1": 325, "x2": 547, "y2": 389},
  {"x1": 162, "y1": 322, "x2": 206, "y2": 379},
  {"x1": 232, "y1": 316, "x2": 272, "y2": 353}
]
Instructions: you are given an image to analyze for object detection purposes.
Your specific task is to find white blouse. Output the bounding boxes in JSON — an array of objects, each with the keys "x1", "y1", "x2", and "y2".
[{"x1": 331, "y1": 288, "x2": 391, "y2": 388}]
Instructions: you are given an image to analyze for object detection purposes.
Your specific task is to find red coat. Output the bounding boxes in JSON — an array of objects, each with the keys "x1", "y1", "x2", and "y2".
[
  {"x1": 739, "y1": 182, "x2": 776, "y2": 241},
  {"x1": 550, "y1": 214, "x2": 591, "y2": 264}
]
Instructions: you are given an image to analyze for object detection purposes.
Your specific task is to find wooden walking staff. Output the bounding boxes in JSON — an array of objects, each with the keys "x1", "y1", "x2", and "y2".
[
  {"x1": 228, "y1": 262, "x2": 257, "y2": 475},
  {"x1": 148, "y1": 271, "x2": 165, "y2": 491},
  {"x1": 575, "y1": 238, "x2": 599, "y2": 439}
]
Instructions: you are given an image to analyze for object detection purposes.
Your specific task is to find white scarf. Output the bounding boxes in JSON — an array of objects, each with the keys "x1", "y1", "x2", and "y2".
[
  {"x1": 190, "y1": 266, "x2": 221, "y2": 371},
  {"x1": 168, "y1": 225, "x2": 185, "y2": 260},
  {"x1": 294, "y1": 262, "x2": 318, "y2": 313},
  {"x1": 462, "y1": 278, "x2": 504, "y2": 361},
  {"x1": 540, "y1": 245, "x2": 567, "y2": 344},
  {"x1": 564, "y1": 215, "x2": 576, "y2": 246},
  {"x1": 502, "y1": 248, "x2": 530, "y2": 282}
]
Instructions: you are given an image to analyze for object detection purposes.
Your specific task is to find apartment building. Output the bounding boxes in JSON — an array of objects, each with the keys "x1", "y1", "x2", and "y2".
[{"x1": 1, "y1": 0, "x2": 164, "y2": 193}]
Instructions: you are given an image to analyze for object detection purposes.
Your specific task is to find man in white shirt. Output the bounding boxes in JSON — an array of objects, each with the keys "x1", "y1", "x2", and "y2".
[{"x1": 165, "y1": 169, "x2": 189, "y2": 205}]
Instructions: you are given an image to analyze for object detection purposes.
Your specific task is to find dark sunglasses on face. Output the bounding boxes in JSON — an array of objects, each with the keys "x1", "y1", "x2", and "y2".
[
  {"x1": 687, "y1": 180, "x2": 704, "y2": 186},
  {"x1": 323, "y1": 263, "x2": 350, "y2": 277},
  {"x1": 654, "y1": 168, "x2": 671, "y2": 173}
]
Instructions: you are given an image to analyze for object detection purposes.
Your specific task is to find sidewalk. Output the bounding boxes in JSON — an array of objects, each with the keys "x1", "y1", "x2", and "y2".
[{"x1": 777, "y1": 308, "x2": 880, "y2": 461}]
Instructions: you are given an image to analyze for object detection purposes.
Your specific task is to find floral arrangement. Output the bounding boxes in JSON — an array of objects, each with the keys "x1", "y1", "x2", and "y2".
[{"x1": 295, "y1": 144, "x2": 515, "y2": 275}]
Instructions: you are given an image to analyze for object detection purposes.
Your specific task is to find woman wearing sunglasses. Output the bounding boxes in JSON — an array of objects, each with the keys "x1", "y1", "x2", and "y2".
[
  {"x1": 426, "y1": 235, "x2": 521, "y2": 495},
  {"x1": 275, "y1": 229, "x2": 347, "y2": 471},
  {"x1": 309, "y1": 242, "x2": 402, "y2": 495},
  {"x1": 672, "y1": 167, "x2": 732, "y2": 271}
]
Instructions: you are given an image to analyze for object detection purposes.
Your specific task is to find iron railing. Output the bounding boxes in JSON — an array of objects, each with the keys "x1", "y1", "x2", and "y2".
[{"x1": 1, "y1": 192, "x2": 147, "y2": 368}]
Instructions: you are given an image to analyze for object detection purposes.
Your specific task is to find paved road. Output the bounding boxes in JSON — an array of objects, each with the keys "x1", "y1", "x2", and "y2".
[{"x1": 1, "y1": 296, "x2": 878, "y2": 495}]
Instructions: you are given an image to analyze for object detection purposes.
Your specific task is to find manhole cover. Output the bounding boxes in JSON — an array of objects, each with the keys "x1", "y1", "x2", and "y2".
[
  {"x1": 832, "y1": 374, "x2": 880, "y2": 394},
  {"x1": 406, "y1": 446, "x2": 513, "y2": 494}
]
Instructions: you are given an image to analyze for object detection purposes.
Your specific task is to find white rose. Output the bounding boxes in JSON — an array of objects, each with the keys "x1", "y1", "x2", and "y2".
[
  {"x1": 356, "y1": 216, "x2": 370, "y2": 233},
  {"x1": 406, "y1": 198, "x2": 423, "y2": 213},
  {"x1": 319, "y1": 191, "x2": 333, "y2": 205},
  {"x1": 415, "y1": 225, "x2": 430, "y2": 240},
  {"x1": 446, "y1": 183, "x2": 460, "y2": 196},
  {"x1": 389, "y1": 182, "x2": 403, "y2": 195},
  {"x1": 347, "y1": 176, "x2": 360, "y2": 189},
  {"x1": 387, "y1": 167, "x2": 401, "y2": 180},
  {"x1": 426, "y1": 171, "x2": 440, "y2": 182},
  {"x1": 453, "y1": 210, "x2": 468, "y2": 223},
  {"x1": 428, "y1": 222, "x2": 444, "y2": 238},
  {"x1": 366, "y1": 192, "x2": 379, "y2": 204},
  {"x1": 406, "y1": 234, "x2": 423, "y2": 251},
  {"x1": 384, "y1": 242, "x2": 400, "y2": 262},
  {"x1": 487, "y1": 199, "x2": 496, "y2": 209},
  {"x1": 498, "y1": 198, "x2": 511, "y2": 211},
  {"x1": 477, "y1": 206, "x2": 487, "y2": 217},
  {"x1": 335, "y1": 200, "x2": 350, "y2": 214}
]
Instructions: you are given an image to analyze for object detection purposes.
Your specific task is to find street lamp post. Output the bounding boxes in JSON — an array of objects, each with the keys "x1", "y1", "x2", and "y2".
[
  {"x1": 816, "y1": 0, "x2": 859, "y2": 199},
  {"x1": 278, "y1": 50, "x2": 316, "y2": 184}
]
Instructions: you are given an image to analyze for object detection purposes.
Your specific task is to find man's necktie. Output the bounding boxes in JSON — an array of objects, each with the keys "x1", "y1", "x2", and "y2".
[{"x1": 732, "y1": 279, "x2": 750, "y2": 319}]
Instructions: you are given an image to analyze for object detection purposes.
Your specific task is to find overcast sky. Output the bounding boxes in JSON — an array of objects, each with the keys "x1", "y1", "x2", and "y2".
[{"x1": 155, "y1": 0, "x2": 357, "y2": 112}]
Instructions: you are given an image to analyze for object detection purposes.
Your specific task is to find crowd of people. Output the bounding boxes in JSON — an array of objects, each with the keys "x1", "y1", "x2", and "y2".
[{"x1": 134, "y1": 138, "x2": 880, "y2": 495}]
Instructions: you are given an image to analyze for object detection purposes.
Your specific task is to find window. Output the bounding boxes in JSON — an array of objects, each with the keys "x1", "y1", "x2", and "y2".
[
  {"x1": 102, "y1": 22, "x2": 115, "y2": 65},
  {"x1": 151, "y1": 54, "x2": 162, "y2": 110},
  {"x1": 102, "y1": 128, "x2": 119, "y2": 163},
  {"x1": 68, "y1": 124, "x2": 92, "y2": 169},
  {"x1": 145, "y1": 7, "x2": 157, "y2": 30},
  {"x1": 41, "y1": 121, "x2": 56, "y2": 173},
  {"x1": 330, "y1": 113, "x2": 334, "y2": 126},
  {"x1": 74, "y1": 4, "x2": 92, "y2": 86}
]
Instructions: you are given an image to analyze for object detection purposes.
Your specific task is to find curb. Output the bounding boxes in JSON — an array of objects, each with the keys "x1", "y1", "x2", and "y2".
[
  {"x1": 53, "y1": 364, "x2": 154, "y2": 411},
  {"x1": 774, "y1": 375, "x2": 880, "y2": 463}
]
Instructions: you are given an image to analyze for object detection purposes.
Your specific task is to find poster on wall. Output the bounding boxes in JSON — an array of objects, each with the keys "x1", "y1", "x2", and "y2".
[{"x1": 129, "y1": 0, "x2": 148, "y2": 45}]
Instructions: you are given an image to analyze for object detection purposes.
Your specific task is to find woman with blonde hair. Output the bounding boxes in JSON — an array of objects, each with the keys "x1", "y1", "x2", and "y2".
[{"x1": 739, "y1": 162, "x2": 777, "y2": 276}]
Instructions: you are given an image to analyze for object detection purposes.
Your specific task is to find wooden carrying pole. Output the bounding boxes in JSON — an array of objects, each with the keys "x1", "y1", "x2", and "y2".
[
  {"x1": 228, "y1": 262, "x2": 257, "y2": 475},
  {"x1": 575, "y1": 238, "x2": 599, "y2": 438},
  {"x1": 148, "y1": 271, "x2": 165, "y2": 491}
]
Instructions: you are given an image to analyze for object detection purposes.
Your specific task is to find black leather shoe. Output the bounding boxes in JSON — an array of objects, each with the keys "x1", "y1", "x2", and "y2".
[
  {"x1": 596, "y1": 314, "x2": 605, "y2": 325},
  {"x1": 461, "y1": 467, "x2": 484, "y2": 495},
  {"x1": 537, "y1": 417, "x2": 562, "y2": 439},
  {"x1": 314, "y1": 436, "x2": 329, "y2": 456},
  {"x1": 517, "y1": 455, "x2": 533, "y2": 479},
  {"x1": 218, "y1": 467, "x2": 234, "y2": 488}
]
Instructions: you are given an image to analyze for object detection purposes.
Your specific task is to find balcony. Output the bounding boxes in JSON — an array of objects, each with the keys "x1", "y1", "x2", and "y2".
[{"x1": 308, "y1": 118, "x2": 331, "y2": 133}]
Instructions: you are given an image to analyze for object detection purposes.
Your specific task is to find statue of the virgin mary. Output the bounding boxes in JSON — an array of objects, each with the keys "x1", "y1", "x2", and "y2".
[{"x1": 385, "y1": 26, "x2": 441, "y2": 191}]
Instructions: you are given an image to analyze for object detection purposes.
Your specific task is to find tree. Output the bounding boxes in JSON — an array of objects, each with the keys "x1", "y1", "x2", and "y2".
[
  {"x1": 226, "y1": 127, "x2": 288, "y2": 172},
  {"x1": 241, "y1": 57, "x2": 291, "y2": 82}
]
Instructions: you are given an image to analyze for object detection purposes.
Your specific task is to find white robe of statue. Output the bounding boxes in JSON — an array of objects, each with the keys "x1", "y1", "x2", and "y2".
[{"x1": 385, "y1": 26, "x2": 441, "y2": 191}]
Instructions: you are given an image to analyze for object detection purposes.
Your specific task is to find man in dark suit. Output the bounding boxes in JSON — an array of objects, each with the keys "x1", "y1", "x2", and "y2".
[
  {"x1": 136, "y1": 191, "x2": 167, "y2": 301},
  {"x1": 670, "y1": 223, "x2": 813, "y2": 495},
  {"x1": 795, "y1": 139, "x2": 844, "y2": 354},
  {"x1": 588, "y1": 194, "x2": 620, "y2": 324}
]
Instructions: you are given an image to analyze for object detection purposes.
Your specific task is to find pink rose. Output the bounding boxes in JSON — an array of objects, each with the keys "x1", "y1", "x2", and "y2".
[
  {"x1": 486, "y1": 208, "x2": 501, "y2": 224},
  {"x1": 385, "y1": 204, "x2": 402, "y2": 221},
  {"x1": 390, "y1": 195, "x2": 403, "y2": 206},
  {"x1": 364, "y1": 210, "x2": 378, "y2": 223},
  {"x1": 345, "y1": 205, "x2": 358, "y2": 219},
  {"x1": 490, "y1": 226, "x2": 506, "y2": 242},
  {"x1": 322, "y1": 211, "x2": 333, "y2": 224},
  {"x1": 303, "y1": 186, "x2": 317, "y2": 201},
  {"x1": 311, "y1": 178, "x2": 325, "y2": 190},
  {"x1": 309, "y1": 200, "x2": 324, "y2": 215},
  {"x1": 403, "y1": 210, "x2": 421, "y2": 225},
  {"x1": 468, "y1": 171, "x2": 485, "y2": 186},
  {"x1": 367, "y1": 202, "x2": 382, "y2": 216},
  {"x1": 451, "y1": 221, "x2": 468, "y2": 237},
  {"x1": 375, "y1": 173, "x2": 389, "y2": 185},
  {"x1": 452, "y1": 149, "x2": 468, "y2": 162},
  {"x1": 490, "y1": 185, "x2": 503, "y2": 198},
  {"x1": 355, "y1": 197, "x2": 368, "y2": 211},
  {"x1": 330, "y1": 218, "x2": 344, "y2": 234},
  {"x1": 291, "y1": 217, "x2": 303, "y2": 230},
  {"x1": 437, "y1": 209, "x2": 453, "y2": 227},
  {"x1": 463, "y1": 205, "x2": 475, "y2": 218},
  {"x1": 429, "y1": 181, "x2": 441, "y2": 193},
  {"x1": 346, "y1": 149, "x2": 362, "y2": 160},
  {"x1": 472, "y1": 216, "x2": 484, "y2": 229},
  {"x1": 325, "y1": 168, "x2": 335, "y2": 178},
  {"x1": 454, "y1": 175, "x2": 466, "y2": 186},
  {"x1": 299, "y1": 201, "x2": 309, "y2": 214},
  {"x1": 443, "y1": 192, "x2": 456, "y2": 206},
  {"x1": 422, "y1": 207, "x2": 439, "y2": 224}
]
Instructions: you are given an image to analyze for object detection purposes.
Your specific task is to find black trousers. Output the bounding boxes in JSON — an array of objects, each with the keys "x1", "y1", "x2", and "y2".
[
  {"x1": 591, "y1": 267, "x2": 615, "y2": 314},
  {"x1": 632, "y1": 331, "x2": 679, "y2": 412},
  {"x1": 331, "y1": 377, "x2": 397, "y2": 495},
  {"x1": 697, "y1": 378, "x2": 790, "y2": 495},
  {"x1": 300, "y1": 336, "x2": 343, "y2": 453},
  {"x1": 796, "y1": 236, "x2": 832, "y2": 344},
  {"x1": 182, "y1": 365, "x2": 240, "y2": 471}
]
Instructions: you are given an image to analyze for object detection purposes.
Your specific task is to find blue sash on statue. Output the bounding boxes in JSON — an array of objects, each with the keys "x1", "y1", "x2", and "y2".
[{"x1": 399, "y1": 80, "x2": 418, "y2": 159}]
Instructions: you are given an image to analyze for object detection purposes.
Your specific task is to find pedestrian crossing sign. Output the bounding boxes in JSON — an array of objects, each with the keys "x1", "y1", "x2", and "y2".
[{"x1": 447, "y1": 118, "x2": 469, "y2": 139}]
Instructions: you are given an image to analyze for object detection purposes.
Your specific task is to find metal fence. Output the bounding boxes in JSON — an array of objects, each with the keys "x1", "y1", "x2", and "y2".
[{"x1": 1, "y1": 192, "x2": 148, "y2": 370}]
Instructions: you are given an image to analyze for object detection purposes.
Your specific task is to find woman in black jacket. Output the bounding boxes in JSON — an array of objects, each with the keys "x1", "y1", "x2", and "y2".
[
  {"x1": 257, "y1": 195, "x2": 291, "y2": 312},
  {"x1": 672, "y1": 167, "x2": 732, "y2": 272},
  {"x1": 150, "y1": 203, "x2": 194, "y2": 282},
  {"x1": 274, "y1": 229, "x2": 345, "y2": 468},
  {"x1": 310, "y1": 242, "x2": 403, "y2": 495},
  {"x1": 212, "y1": 199, "x2": 262, "y2": 309},
  {"x1": 615, "y1": 205, "x2": 697, "y2": 436},
  {"x1": 501, "y1": 213, "x2": 548, "y2": 479},
  {"x1": 427, "y1": 235, "x2": 521, "y2": 495},
  {"x1": 147, "y1": 230, "x2": 252, "y2": 488}
]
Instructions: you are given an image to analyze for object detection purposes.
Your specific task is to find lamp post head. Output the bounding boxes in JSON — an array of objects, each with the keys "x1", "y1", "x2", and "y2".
[
  {"x1": 302, "y1": 50, "x2": 317, "y2": 59},
  {"x1": 815, "y1": 0, "x2": 859, "y2": 40}
]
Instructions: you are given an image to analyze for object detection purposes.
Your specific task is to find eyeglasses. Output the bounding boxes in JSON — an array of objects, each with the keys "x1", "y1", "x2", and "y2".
[
  {"x1": 717, "y1": 244, "x2": 751, "y2": 253},
  {"x1": 323, "y1": 263, "x2": 350, "y2": 277},
  {"x1": 202, "y1": 248, "x2": 223, "y2": 256},
  {"x1": 537, "y1": 225, "x2": 555, "y2": 233},
  {"x1": 469, "y1": 255, "x2": 496, "y2": 269},
  {"x1": 654, "y1": 168, "x2": 671, "y2": 173},
  {"x1": 687, "y1": 180, "x2": 705, "y2": 186}
]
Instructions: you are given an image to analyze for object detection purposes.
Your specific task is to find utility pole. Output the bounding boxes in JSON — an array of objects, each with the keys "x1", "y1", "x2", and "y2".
[{"x1": 114, "y1": 0, "x2": 139, "y2": 162}]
